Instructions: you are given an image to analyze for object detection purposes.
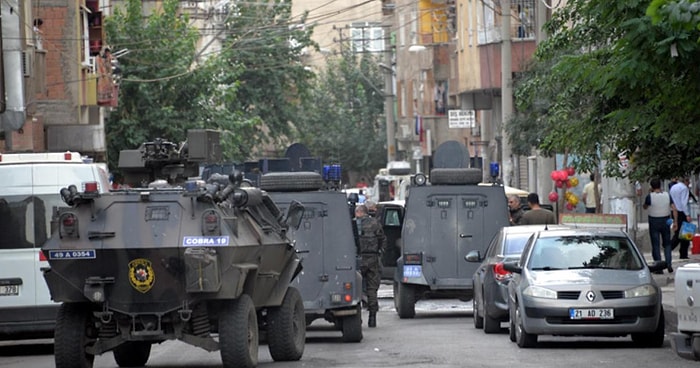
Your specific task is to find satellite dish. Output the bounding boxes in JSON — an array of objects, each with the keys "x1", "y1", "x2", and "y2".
[
  {"x1": 284, "y1": 143, "x2": 313, "y2": 172},
  {"x1": 433, "y1": 140, "x2": 470, "y2": 169}
]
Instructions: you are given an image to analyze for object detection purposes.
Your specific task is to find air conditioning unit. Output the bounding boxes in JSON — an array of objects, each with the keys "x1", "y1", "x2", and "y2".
[{"x1": 22, "y1": 49, "x2": 34, "y2": 77}]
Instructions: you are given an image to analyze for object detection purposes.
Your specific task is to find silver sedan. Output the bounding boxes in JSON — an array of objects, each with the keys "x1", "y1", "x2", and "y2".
[{"x1": 503, "y1": 227, "x2": 667, "y2": 348}]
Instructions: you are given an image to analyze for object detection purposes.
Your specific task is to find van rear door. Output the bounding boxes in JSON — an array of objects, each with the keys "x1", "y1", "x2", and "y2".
[{"x1": 426, "y1": 194, "x2": 487, "y2": 287}]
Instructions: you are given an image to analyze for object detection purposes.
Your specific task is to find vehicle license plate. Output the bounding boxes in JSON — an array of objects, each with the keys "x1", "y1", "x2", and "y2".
[
  {"x1": 0, "y1": 285, "x2": 19, "y2": 296},
  {"x1": 403, "y1": 265, "x2": 422, "y2": 278},
  {"x1": 569, "y1": 308, "x2": 614, "y2": 320},
  {"x1": 678, "y1": 312, "x2": 700, "y2": 328}
]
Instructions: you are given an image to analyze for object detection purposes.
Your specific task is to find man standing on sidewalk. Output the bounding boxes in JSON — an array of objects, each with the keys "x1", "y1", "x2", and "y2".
[
  {"x1": 671, "y1": 176, "x2": 692, "y2": 259},
  {"x1": 643, "y1": 178, "x2": 673, "y2": 273}
]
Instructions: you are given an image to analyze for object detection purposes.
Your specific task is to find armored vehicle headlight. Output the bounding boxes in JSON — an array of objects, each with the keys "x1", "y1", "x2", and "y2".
[
  {"x1": 413, "y1": 173, "x2": 427, "y2": 186},
  {"x1": 59, "y1": 213, "x2": 79, "y2": 238},
  {"x1": 201, "y1": 210, "x2": 221, "y2": 236}
]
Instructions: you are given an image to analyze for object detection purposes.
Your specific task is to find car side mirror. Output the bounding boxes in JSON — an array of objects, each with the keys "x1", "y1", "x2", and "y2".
[
  {"x1": 464, "y1": 250, "x2": 481, "y2": 263},
  {"x1": 284, "y1": 200, "x2": 305, "y2": 230},
  {"x1": 503, "y1": 262, "x2": 522, "y2": 274}
]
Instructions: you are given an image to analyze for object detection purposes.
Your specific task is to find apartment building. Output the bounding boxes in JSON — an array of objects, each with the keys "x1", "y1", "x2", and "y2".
[{"x1": 0, "y1": 0, "x2": 117, "y2": 159}]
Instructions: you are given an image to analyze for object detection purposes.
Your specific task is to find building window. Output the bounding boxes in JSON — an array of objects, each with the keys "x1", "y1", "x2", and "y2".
[{"x1": 350, "y1": 24, "x2": 385, "y2": 53}]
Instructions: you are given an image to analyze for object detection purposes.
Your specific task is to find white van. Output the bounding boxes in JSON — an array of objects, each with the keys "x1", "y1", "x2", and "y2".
[{"x1": 0, "y1": 151, "x2": 109, "y2": 339}]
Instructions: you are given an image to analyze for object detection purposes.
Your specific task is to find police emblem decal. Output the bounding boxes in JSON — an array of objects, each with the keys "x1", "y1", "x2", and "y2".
[{"x1": 128, "y1": 258, "x2": 155, "y2": 293}]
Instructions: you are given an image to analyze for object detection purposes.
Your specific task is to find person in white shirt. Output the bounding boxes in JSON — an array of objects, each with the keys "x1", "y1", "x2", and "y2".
[
  {"x1": 670, "y1": 176, "x2": 692, "y2": 259},
  {"x1": 643, "y1": 178, "x2": 673, "y2": 273}
]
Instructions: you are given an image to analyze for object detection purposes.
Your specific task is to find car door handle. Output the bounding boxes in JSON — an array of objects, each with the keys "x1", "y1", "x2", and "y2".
[{"x1": 459, "y1": 234, "x2": 472, "y2": 238}]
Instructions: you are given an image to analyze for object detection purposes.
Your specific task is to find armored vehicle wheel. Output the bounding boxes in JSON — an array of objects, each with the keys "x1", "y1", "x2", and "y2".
[
  {"x1": 514, "y1": 305, "x2": 537, "y2": 348},
  {"x1": 472, "y1": 298, "x2": 484, "y2": 329},
  {"x1": 54, "y1": 303, "x2": 95, "y2": 368},
  {"x1": 395, "y1": 282, "x2": 416, "y2": 319},
  {"x1": 113, "y1": 341, "x2": 151, "y2": 367},
  {"x1": 430, "y1": 168, "x2": 482, "y2": 185},
  {"x1": 341, "y1": 305, "x2": 363, "y2": 343},
  {"x1": 260, "y1": 172, "x2": 324, "y2": 192},
  {"x1": 631, "y1": 309, "x2": 665, "y2": 347},
  {"x1": 267, "y1": 287, "x2": 305, "y2": 361},
  {"x1": 219, "y1": 295, "x2": 259, "y2": 368}
]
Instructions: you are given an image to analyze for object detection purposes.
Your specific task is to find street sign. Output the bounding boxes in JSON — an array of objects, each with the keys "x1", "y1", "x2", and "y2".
[{"x1": 448, "y1": 110, "x2": 475, "y2": 128}]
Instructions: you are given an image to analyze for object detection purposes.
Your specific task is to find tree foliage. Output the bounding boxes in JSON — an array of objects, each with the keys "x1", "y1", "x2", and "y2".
[
  {"x1": 217, "y1": 0, "x2": 317, "y2": 155},
  {"x1": 509, "y1": 0, "x2": 700, "y2": 181},
  {"x1": 296, "y1": 47, "x2": 387, "y2": 180},
  {"x1": 104, "y1": 0, "x2": 318, "y2": 172}
]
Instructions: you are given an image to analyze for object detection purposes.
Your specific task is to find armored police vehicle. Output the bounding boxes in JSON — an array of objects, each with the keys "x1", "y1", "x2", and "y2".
[
  {"x1": 42, "y1": 130, "x2": 306, "y2": 368},
  {"x1": 257, "y1": 147, "x2": 363, "y2": 342},
  {"x1": 394, "y1": 141, "x2": 510, "y2": 318}
]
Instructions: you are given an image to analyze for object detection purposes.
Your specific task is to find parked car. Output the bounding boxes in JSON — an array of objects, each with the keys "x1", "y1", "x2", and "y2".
[
  {"x1": 465, "y1": 225, "x2": 570, "y2": 333},
  {"x1": 504, "y1": 227, "x2": 667, "y2": 348}
]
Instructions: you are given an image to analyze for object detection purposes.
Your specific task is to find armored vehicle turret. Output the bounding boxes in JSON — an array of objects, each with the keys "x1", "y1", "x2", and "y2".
[{"x1": 42, "y1": 130, "x2": 307, "y2": 368}]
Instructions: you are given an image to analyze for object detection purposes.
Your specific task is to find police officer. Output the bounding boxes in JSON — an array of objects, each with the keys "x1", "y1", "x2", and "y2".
[{"x1": 354, "y1": 204, "x2": 386, "y2": 327}]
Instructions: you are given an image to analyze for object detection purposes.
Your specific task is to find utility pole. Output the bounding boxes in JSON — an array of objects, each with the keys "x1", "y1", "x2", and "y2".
[
  {"x1": 500, "y1": 0, "x2": 513, "y2": 186},
  {"x1": 384, "y1": 26, "x2": 396, "y2": 163}
]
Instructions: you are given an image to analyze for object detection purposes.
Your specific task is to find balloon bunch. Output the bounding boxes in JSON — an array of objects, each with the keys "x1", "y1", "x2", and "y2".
[{"x1": 549, "y1": 167, "x2": 580, "y2": 211}]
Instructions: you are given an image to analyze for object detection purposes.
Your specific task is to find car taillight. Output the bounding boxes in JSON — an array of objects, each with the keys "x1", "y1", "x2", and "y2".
[
  {"x1": 202, "y1": 210, "x2": 220, "y2": 235},
  {"x1": 39, "y1": 250, "x2": 48, "y2": 262},
  {"x1": 59, "y1": 213, "x2": 79, "y2": 238},
  {"x1": 331, "y1": 282, "x2": 354, "y2": 304},
  {"x1": 493, "y1": 262, "x2": 512, "y2": 281}
]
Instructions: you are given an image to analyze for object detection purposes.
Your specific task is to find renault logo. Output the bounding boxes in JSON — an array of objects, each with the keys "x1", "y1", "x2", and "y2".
[{"x1": 586, "y1": 290, "x2": 596, "y2": 302}]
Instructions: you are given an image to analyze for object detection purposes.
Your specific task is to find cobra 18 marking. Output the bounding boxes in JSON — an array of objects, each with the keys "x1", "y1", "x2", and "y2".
[
  {"x1": 182, "y1": 236, "x2": 230, "y2": 247},
  {"x1": 48, "y1": 250, "x2": 96, "y2": 260}
]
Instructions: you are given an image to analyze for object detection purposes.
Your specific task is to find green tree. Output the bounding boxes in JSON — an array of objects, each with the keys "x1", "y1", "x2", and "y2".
[
  {"x1": 509, "y1": 0, "x2": 700, "y2": 180},
  {"x1": 104, "y1": 0, "x2": 254, "y2": 170},
  {"x1": 216, "y1": 0, "x2": 317, "y2": 154},
  {"x1": 297, "y1": 46, "x2": 387, "y2": 181}
]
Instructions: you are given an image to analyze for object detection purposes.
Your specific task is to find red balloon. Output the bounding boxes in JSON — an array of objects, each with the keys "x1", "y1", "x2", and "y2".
[
  {"x1": 565, "y1": 202, "x2": 574, "y2": 211},
  {"x1": 550, "y1": 171, "x2": 558, "y2": 181},
  {"x1": 548, "y1": 191, "x2": 559, "y2": 202},
  {"x1": 555, "y1": 180, "x2": 564, "y2": 188},
  {"x1": 566, "y1": 167, "x2": 576, "y2": 176}
]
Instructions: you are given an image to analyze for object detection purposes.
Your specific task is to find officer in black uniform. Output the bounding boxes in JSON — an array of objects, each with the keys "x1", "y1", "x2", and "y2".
[{"x1": 354, "y1": 204, "x2": 386, "y2": 327}]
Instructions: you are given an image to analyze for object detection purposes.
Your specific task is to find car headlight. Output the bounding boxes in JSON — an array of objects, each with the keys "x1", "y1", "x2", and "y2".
[
  {"x1": 624, "y1": 284, "x2": 657, "y2": 298},
  {"x1": 522, "y1": 285, "x2": 557, "y2": 299}
]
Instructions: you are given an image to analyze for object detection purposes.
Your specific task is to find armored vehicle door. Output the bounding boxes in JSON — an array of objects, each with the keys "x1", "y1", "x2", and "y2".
[
  {"x1": 287, "y1": 202, "x2": 328, "y2": 303},
  {"x1": 426, "y1": 194, "x2": 488, "y2": 284}
]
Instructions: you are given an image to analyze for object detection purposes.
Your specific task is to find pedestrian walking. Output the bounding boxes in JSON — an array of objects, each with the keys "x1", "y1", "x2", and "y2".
[
  {"x1": 354, "y1": 204, "x2": 386, "y2": 327},
  {"x1": 520, "y1": 193, "x2": 557, "y2": 225},
  {"x1": 671, "y1": 176, "x2": 693, "y2": 259},
  {"x1": 643, "y1": 178, "x2": 673, "y2": 273}
]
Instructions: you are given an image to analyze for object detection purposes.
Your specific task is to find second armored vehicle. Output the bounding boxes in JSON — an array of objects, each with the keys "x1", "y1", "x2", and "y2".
[
  {"x1": 260, "y1": 168, "x2": 364, "y2": 342},
  {"x1": 42, "y1": 131, "x2": 307, "y2": 368}
]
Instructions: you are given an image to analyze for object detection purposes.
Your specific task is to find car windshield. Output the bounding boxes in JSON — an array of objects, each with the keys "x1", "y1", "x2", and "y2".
[
  {"x1": 504, "y1": 233, "x2": 531, "y2": 256},
  {"x1": 528, "y1": 235, "x2": 643, "y2": 271}
]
